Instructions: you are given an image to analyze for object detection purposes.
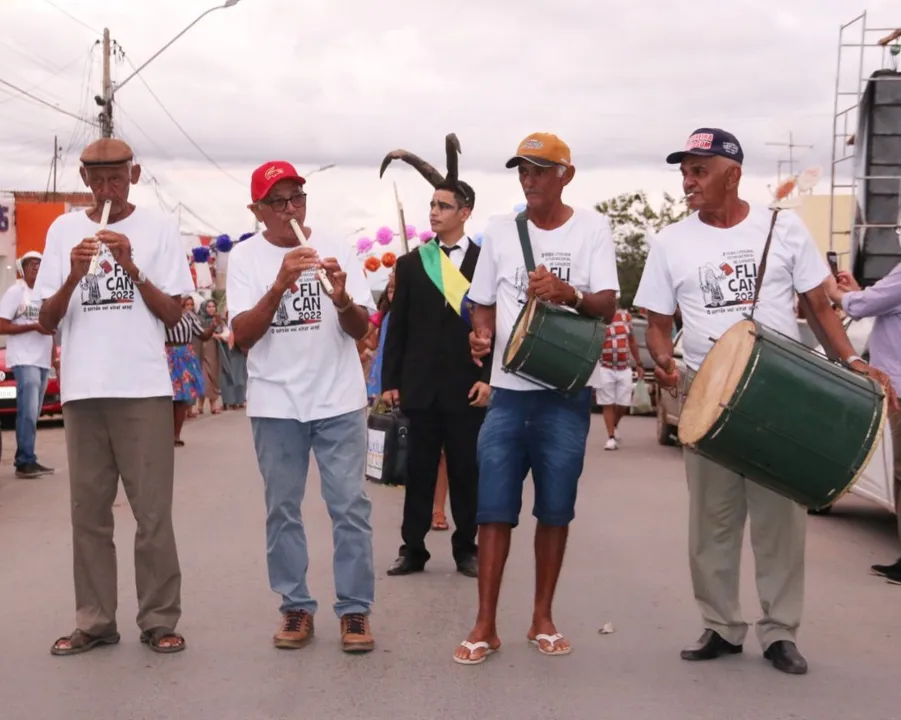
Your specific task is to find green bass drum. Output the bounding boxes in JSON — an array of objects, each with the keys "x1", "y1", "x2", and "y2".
[
  {"x1": 502, "y1": 295, "x2": 606, "y2": 395},
  {"x1": 678, "y1": 319, "x2": 886, "y2": 510}
]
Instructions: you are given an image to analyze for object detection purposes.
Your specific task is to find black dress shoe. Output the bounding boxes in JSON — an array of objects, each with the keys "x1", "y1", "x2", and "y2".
[
  {"x1": 763, "y1": 641, "x2": 808, "y2": 675},
  {"x1": 680, "y1": 629, "x2": 742, "y2": 661},
  {"x1": 386, "y1": 555, "x2": 425, "y2": 576},
  {"x1": 456, "y1": 556, "x2": 478, "y2": 578},
  {"x1": 871, "y1": 557, "x2": 901, "y2": 577}
]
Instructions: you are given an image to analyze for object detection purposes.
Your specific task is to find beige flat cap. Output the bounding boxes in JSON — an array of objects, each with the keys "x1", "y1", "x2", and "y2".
[{"x1": 80, "y1": 138, "x2": 134, "y2": 167}]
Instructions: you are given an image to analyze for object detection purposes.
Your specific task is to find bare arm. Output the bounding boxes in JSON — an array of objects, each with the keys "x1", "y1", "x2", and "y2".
[
  {"x1": 118, "y1": 258, "x2": 182, "y2": 329},
  {"x1": 472, "y1": 303, "x2": 496, "y2": 338},
  {"x1": 802, "y1": 284, "x2": 860, "y2": 364},
  {"x1": 39, "y1": 275, "x2": 81, "y2": 332},
  {"x1": 336, "y1": 301, "x2": 370, "y2": 342},
  {"x1": 321, "y1": 256, "x2": 370, "y2": 342},
  {"x1": 469, "y1": 303, "x2": 496, "y2": 369},
  {"x1": 805, "y1": 282, "x2": 899, "y2": 409},
  {"x1": 629, "y1": 329, "x2": 643, "y2": 368},
  {"x1": 0, "y1": 319, "x2": 45, "y2": 335},
  {"x1": 645, "y1": 311, "x2": 675, "y2": 370},
  {"x1": 231, "y1": 286, "x2": 284, "y2": 352},
  {"x1": 577, "y1": 289, "x2": 616, "y2": 323}
]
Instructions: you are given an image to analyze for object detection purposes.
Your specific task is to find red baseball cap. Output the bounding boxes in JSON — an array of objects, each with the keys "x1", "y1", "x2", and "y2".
[{"x1": 250, "y1": 161, "x2": 306, "y2": 202}]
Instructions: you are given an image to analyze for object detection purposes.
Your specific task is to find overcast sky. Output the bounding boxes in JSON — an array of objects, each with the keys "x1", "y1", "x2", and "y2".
[{"x1": 0, "y1": 0, "x2": 897, "y2": 244}]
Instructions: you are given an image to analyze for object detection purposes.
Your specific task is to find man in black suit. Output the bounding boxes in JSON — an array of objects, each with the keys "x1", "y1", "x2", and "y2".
[{"x1": 381, "y1": 179, "x2": 490, "y2": 577}]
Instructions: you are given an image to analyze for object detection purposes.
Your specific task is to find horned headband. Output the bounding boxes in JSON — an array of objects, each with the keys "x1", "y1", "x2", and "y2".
[{"x1": 379, "y1": 133, "x2": 472, "y2": 206}]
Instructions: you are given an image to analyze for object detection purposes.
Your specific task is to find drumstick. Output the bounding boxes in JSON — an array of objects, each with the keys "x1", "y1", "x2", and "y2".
[
  {"x1": 288, "y1": 218, "x2": 334, "y2": 294},
  {"x1": 87, "y1": 200, "x2": 112, "y2": 276}
]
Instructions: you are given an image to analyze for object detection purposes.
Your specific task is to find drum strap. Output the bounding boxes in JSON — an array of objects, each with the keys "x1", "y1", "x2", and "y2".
[
  {"x1": 514, "y1": 212, "x2": 537, "y2": 272},
  {"x1": 749, "y1": 209, "x2": 780, "y2": 319}
]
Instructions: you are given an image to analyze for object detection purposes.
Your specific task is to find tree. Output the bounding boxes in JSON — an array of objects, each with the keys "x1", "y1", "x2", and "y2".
[{"x1": 595, "y1": 191, "x2": 690, "y2": 308}]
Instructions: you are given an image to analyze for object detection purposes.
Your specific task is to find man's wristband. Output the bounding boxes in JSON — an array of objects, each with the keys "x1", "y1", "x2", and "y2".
[
  {"x1": 335, "y1": 294, "x2": 355, "y2": 314},
  {"x1": 843, "y1": 354, "x2": 865, "y2": 370}
]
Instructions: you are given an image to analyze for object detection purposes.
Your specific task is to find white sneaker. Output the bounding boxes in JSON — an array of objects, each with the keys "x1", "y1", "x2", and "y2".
[{"x1": 605, "y1": 438, "x2": 619, "y2": 451}]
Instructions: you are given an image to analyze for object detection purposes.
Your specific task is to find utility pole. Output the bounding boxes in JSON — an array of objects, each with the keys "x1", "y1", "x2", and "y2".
[
  {"x1": 766, "y1": 132, "x2": 813, "y2": 185},
  {"x1": 51, "y1": 135, "x2": 61, "y2": 193},
  {"x1": 95, "y1": 28, "x2": 113, "y2": 138}
]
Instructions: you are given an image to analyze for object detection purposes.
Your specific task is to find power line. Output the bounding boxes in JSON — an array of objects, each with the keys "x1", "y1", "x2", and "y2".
[
  {"x1": 0, "y1": 77, "x2": 97, "y2": 125},
  {"x1": 121, "y1": 56, "x2": 244, "y2": 187},
  {"x1": 0, "y1": 44, "x2": 97, "y2": 106},
  {"x1": 40, "y1": 0, "x2": 101, "y2": 36}
]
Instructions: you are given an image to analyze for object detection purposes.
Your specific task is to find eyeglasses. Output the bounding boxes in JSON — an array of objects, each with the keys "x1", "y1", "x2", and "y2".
[{"x1": 262, "y1": 192, "x2": 307, "y2": 212}]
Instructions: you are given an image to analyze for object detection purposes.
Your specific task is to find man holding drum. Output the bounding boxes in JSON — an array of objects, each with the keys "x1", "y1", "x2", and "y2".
[
  {"x1": 635, "y1": 128, "x2": 895, "y2": 675},
  {"x1": 228, "y1": 161, "x2": 378, "y2": 654},
  {"x1": 453, "y1": 133, "x2": 618, "y2": 664}
]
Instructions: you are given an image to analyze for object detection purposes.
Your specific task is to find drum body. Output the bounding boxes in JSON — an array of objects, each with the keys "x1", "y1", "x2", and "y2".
[
  {"x1": 501, "y1": 296, "x2": 606, "y2": 395},
  {"x1": 678, "y1": 319, "x2": 885, "y2": 509}
]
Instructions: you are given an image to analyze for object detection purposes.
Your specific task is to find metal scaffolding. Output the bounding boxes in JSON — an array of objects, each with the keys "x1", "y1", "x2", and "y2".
[{"x1": 828, "y1": 12, "x2": 901, "y2": 283}]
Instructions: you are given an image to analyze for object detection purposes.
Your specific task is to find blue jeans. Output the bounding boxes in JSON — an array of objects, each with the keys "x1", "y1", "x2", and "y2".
[
  {"x1": 14, "y1": 365, "x2": 49, "y2": 468},
  {"x1": 476, "y1": 388, "x2": 592, "y2": 527},
  {"x1": 250, "y1": 409, "x2": 374, "y2": 617}
]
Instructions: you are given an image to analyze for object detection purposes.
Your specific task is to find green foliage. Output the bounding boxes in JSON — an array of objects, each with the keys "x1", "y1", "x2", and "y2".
[{"x1": 594, "y1": 191, "x2": 690, "y2": 308}]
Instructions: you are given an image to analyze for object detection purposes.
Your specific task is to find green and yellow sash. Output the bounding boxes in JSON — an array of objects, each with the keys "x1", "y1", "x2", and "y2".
[{"x1": 418, "y1": 241, "x2": 473, "y2": 326}]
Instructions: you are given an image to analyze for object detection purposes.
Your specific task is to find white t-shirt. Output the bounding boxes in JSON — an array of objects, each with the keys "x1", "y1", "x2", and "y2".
[
  {"x1": 468, "y1": 209, "x2": 620, "y2": 391},
  {"x1": 633, "y1": 205, "x2": 829, "y2": 371},
  {"x1": 0, "y1": 281, "x2": 53, "y2": 369},
  {"x1": 226, "y1": 232, "x2": 376, "y2": 422},
  {"x1": 34, "y1": 206, "x2": 195, "y2": 403}
]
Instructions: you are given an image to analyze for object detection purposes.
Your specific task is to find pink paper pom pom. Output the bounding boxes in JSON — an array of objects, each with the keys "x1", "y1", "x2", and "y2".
[
  {"x1": 375, "y1": 226, "x2": 394, "y2": 244},
  {"x1": 419, "y1": 230, "x2": 435, "y2": 242},
  {"x1": 356, "y1": 237, "x2": 373, "y2": 254},
  {"x1": 405, "y1": 224, "x2": 416, "y2": 239}
]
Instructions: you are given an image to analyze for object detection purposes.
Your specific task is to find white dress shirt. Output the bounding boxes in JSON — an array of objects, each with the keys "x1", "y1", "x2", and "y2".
[{"x1": 439, "y1": 235, "x2": 470, "y2": 270}]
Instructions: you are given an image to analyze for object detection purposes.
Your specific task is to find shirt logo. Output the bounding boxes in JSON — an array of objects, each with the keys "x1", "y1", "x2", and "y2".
[
  {"x1": 722, "y1": 142, "x2": 739, "y2": 155},
  {"x1": 78, "y1": 247, "x2": 136, "y2": 311},
  {"x1": 270, "y1": 271, "x2": 323, "y2": 332},
  {"x1": 522, "y1": 139, "x2": 543, "y2": 150}
]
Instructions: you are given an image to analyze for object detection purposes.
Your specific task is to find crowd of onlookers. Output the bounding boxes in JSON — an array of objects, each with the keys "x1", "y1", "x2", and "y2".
[{"x1": 165, "y1": 295, "x2": 248, "y2": 447}]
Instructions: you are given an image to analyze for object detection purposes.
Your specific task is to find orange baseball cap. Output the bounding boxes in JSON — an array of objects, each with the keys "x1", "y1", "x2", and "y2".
[{"x1": 505, "y1": 133, "x2": 572, "y2": 168}]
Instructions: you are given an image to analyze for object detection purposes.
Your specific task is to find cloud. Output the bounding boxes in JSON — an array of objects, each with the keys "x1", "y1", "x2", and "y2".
[{"x1": 0, "y1": 0, "x2": 895, "y2": 238}]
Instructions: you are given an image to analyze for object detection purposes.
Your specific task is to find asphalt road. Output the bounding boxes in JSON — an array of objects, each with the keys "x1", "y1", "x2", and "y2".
[{"x1": 1, "y1": 410, "x2": 899, "y2": 720}]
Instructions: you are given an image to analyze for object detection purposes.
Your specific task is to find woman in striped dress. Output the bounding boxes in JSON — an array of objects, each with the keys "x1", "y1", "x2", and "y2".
[{"x1": 167, "y1": 297, "x2": 216, "y2": 446}]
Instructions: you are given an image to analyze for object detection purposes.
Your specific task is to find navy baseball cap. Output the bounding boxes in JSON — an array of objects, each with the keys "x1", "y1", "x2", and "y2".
[{"x1": 666, "y1": 128, "x2": 744, "y2": 165}]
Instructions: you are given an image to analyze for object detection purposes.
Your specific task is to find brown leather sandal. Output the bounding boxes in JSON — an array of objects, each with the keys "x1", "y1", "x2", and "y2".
[
  {"x1": 50, "y1": 629, "x2": 120, "y2": 656},
  {"x1": 140, "y1": 627, "x2": 186, "y2": 654}
]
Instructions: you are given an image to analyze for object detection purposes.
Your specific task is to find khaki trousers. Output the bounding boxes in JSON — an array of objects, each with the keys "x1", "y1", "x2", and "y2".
[
  {"x1": 63, "y1": 396, "x2": 181, "y2": 636},
  {"x1": 684, "y1": 449, "x2": 807, "y2": 651},
  {"x1": 890, "y1": 408, "x2": 901, "y2": 541}
]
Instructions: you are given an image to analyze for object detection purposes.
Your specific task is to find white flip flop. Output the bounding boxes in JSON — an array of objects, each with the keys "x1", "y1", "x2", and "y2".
[
  {"x1": 529, "y1": 633, "x2": 572, "y2": 656},
  {"x1": 453, "y1": 640, "x2": 497, "y2": 665}
]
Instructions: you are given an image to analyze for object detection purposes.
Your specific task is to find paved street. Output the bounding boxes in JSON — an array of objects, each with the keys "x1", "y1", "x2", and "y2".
[{"x1": 1, "y1": 410, "x2": 899, "y2": 720}]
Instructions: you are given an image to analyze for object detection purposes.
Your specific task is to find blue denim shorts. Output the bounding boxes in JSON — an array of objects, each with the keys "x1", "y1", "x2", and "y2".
[{"x1": 476, "y1": 387, "x2": 592, "y2": 527}]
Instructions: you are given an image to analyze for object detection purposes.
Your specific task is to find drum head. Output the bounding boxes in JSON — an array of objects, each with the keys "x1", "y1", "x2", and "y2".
[
  {"x1": 504, "y1": 296, "x2": 537, "y2": 363},
  {"x1": 679, "y1": 319, "x2": 758, "y2": 444}
]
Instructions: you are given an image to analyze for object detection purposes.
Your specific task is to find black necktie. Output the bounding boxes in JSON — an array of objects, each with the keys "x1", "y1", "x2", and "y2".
[{"x1": 441, "y1": 245, "x2": 459, "y2": 256}]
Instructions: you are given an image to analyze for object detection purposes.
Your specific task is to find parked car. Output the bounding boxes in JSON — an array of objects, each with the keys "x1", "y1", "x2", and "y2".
[
  {"x1": 655, "y1": 316, "x2": 896, "y2": 521},
  {"x1": 0, "y1": 340, "x2": 62, "y2": 430}
]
